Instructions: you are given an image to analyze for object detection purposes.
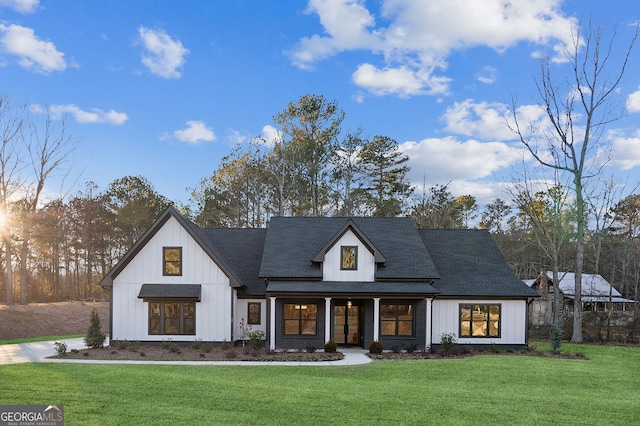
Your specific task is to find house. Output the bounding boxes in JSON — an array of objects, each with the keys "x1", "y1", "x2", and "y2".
[
  {"x1": 99, "y1": 207, "x2": 539, "y2": 350},
  {"x1": 525, "y1": 272, "x2": 635, "y2": 325}
]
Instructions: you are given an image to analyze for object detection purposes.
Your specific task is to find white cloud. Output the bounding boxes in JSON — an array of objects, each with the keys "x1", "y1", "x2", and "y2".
[
  {"x1": 400, "y1": 136, "x2": 525, "y2": 184},
  {"x1": 290, "y1": 0, "x2": 577, "y2": 97},
  {"x1": 0, "y1": 24, "x2": 66, "y2": 74},
  {"x1": 476, "y1": 65, "x2": 497, "y2": 84},
  {"x1": 173, "y1": 120, "x2": 215, "y2": 144},
  {"x1": 441, "y1": 99, "x2": 549, "y2": 142},
  {"x1": 626, "y1": 87, "x2": 640, "y2": 113},
  {"x1": 0, "y1": 0, "x2": 38, "y2": 13},
  {"x1": 258, "y1": 125, "x2": 282, "y2": 147},
  {"x1": 39, "y1": 104, "x2": 128, "y2": 125},
  {"x1": 606, "y1": 130, "x2": 640, "y2": 170},
  {"x1": 137, "y1": 27, "x2": 189, "y2": 79}
]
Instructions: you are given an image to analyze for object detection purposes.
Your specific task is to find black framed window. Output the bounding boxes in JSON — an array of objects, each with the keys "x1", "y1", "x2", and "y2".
[
  {"x1": 149, "y1": 301, "x2": 195, "y2": 335},
  {"x1": 248, "y1": 302, "x2": 261, "y2": 325},
  {"x1": 284, "y1": 303, "x2": 317, "y2": 335},
  {"x1": 163, "y1": 247, "x2": 182, "y2": 276},
  {"x1": 459, "y1": 304, "x2": 501, "y2": 338},
  {"x1": 380, "y1": 303, "x2": 414, "y2": 336},
  {"x1": 341, "y1": 246, "x2": 357, "y2": 270}
]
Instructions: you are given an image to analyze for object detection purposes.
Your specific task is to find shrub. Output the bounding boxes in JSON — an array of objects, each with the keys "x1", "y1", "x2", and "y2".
[
  {"x1": 247, "y1": 330, "x2": 266, "y2": 350},
  {"x1": 405, "y1": 343, "x2": 418, "y2": 353},
  {"x1": 551, "y1": 323, "x2": 563, "y2": 354},
  {"x1": 369, "y1": 340, "x2": 383, "y2": 354},
  {"x1": 391, "y1": 344, "x2": 402, "y2": 353},
  {"x1": 306, "y1": 344, "x2": 317, "y2": 353},
  {"x1": 53, "y1": 341, "x2": 67, "y2": 356},
  {"x1": 440, "y1": 333, "x2": 457, "y2": 352},
  {"x1": 117, "y1": 340, "x2": 130, "y2": 350},
  {"x1": 84, "y1": 308, "x2": 106, "y2": 349},
  {"x1": 191, "y1": 339, "x2": 203, "y2": 350},
  {"x1": 220, "y1": 340, "x2": 231, "y2": 350},
  {"x1": 324, "y1": 340, "x2": 337, "y2": 353}
]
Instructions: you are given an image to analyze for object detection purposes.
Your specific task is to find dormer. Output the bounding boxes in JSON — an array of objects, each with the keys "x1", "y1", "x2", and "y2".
[{"x1": 312, "y1": 219, "x2": 386, "y2": 282}]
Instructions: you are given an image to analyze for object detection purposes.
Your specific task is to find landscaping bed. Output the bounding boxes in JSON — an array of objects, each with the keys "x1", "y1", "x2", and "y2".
[{"x1": 50, "y1": 342, "x2": 345, "y2": 362}]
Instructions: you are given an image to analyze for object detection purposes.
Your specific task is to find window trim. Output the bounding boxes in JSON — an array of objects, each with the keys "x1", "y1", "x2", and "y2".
[
  {"x1": 248, "y1": 302, "x2": 261, "y2": 325},
  {"x1": 459, "y1": 303, "x2": 501, "y2": 338},
  {"x1": 340, "y1": 246, "x2": 358, "y2": 270},
  {"x1": 283, "y1": 303, "x2": 318, "y2": 336},
  {"x1": 148, "y1": 300, "x2": 196, "y2": 335},
  {"x1": 163, "y1": 247, "x2": 182, "y2": 276},
  {"x1": 380, "y1": 302, "x2": 415, "y2": 337}
]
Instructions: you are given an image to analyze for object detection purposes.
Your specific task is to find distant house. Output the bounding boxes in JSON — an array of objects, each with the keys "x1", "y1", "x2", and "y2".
[
  {"x1": 525, "y1": 272, "x2": 635, "y2": 324},
  {"x1": 100, "y1": 207, "x2": 539, "y2": 350}
]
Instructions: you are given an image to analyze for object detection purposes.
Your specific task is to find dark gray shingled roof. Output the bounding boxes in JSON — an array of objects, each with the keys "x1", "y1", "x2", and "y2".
[
  {"x1": 259, "y1": 216, "x2": 440, "y2": 280},
  {"x1": 200, "y1": 228, "x2": 267, "y2": 296},
  {"x1": 419, "y1": 229, "x2": 539, "y2": 298}
]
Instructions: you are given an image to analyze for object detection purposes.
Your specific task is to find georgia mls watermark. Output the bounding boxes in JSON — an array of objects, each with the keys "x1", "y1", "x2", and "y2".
[{"x1": 0, "y1": 405, "x2": 64, "y2": 426}]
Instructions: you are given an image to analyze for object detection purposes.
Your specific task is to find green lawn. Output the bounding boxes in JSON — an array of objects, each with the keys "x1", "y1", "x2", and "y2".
[
  {"x1": 1, "y1": 344, "x2": 638, "y2": 425},
  {"x1": 0, "y1": 334, "x2": 83, "y2": 345}
]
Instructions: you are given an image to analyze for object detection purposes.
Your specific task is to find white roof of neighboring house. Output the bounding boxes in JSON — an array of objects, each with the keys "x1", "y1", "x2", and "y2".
[{"x1": 524, "y1": 272, "x2": 635, "y2": 303}]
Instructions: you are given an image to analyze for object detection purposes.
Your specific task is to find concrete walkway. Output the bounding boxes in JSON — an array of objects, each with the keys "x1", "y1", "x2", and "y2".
[{"x1": 0, "y1": 338, "x2": 372, "y2": 367}]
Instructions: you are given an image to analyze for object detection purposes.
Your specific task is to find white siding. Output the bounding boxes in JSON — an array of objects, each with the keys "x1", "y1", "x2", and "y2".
[
  {"x1": 234, "y1": 299, "x2": 267, "y2": 338},
  {"x1": 111, "y1": 217, "x2": 232, "y2": 342},
  {"x1": 323, "y1": 230, "x2": 375, "y2": 281},
  {"x1": 431, "y1": 299, "x2": 528, "y2": 345}
]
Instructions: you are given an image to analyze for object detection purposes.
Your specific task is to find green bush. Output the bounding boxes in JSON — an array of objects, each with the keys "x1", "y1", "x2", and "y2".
[
  {"x1": 84, "y1": 308, "x2": 106, "y2": 349},
  {"x1": 369, "y1": 340, "x2": 383, "y2": 354},
  {"x1": 324, "y1": 339, "x2": 337, "y2": 353},
  {"x1": 248, "y1": 330, "x2": 266, "y2": 350},
  {"x1": 440, "y1": 333, "x2": 457, "y2": 352},
  {"x1": 53, "y1": 341, "x2": 67, "y2": 356}
]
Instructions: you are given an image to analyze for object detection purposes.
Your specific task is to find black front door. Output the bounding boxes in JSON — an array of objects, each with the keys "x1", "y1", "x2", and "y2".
[{"x1": 334, "y1": 302, "x2": 361, "y2": 346}]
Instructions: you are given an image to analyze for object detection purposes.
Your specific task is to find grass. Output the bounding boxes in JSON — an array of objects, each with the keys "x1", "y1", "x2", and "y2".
[
  {"x1": 1, "y1": 343, "x2": 638, "y2": 425},
  {"x1": 0, "y1": 334, "x2": 83, "y2": 345}
]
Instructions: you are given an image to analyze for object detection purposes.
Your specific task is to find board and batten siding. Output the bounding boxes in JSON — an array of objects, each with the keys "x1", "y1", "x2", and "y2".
[
  {"x1": 431, "y1": 299, "x2": 528, "y2": 345},
  {"x1": 323, "y1": 230, "x2": 375, "y2": 281},
  {"x1": 111, "y1": 217, "x2": 232, "y2": 342},
  {"x1": 234, "y1": 299, "x2": 267, "y2": 338}
]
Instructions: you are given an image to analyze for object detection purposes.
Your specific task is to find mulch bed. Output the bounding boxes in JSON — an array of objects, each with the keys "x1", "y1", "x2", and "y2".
[
  {"x1": 368, "y1": 347, "x2": 589, "y2": 360},
  {"x1": 50, "y1": 343, "x2": 345, "y2": 362}
]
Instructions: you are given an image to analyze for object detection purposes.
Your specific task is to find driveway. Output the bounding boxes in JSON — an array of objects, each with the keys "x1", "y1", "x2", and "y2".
[{"x1": 0, "y1": 339, "x2": 372, "y2": 366}]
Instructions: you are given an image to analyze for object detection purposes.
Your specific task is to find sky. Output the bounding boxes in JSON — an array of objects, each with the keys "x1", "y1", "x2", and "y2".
[{"x1": 1, "y1": 0, "x2": 640, "y2": 209}]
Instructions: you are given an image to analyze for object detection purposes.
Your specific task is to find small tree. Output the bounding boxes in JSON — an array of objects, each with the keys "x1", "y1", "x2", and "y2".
[{"x1": 84, "y1": 308, "x2": 106, "y2": 348}]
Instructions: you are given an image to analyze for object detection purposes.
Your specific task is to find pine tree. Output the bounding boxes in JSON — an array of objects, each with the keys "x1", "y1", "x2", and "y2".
[{"x1": 84, "y1": 308, "x2": 106, "y2": 348}]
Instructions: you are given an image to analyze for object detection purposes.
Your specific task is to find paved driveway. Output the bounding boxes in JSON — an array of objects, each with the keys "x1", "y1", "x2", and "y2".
[{"x1": 0, "y1": 338, "x2": 87, "y2": 365}]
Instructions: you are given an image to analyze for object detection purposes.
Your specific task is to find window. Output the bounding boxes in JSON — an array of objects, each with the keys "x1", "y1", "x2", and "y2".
[
  {"x1": 248, "y1": 302, "x2": 261, "y2": 325},
  {"x1": 163, "y1": 247, "x2": 182, "y2": 276},
  {"x1": 284, "y1": 303, "x2": 317, "y2": 335},
  {"x1": 149, "y1": 301, "x2": 195, "y2": 335},
  {"x1": 380, "y1": 303, "x2": 413, "y2": 336},
  {"x1": 341, "y1": 246, "x2": 357, "y2": 270},
  {"x1": 459, "y1": 304, "x2": 500, "y2": 338}
]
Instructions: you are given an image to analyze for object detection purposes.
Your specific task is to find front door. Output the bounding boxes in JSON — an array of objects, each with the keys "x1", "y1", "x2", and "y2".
[{"x1": 334, "y1": 302, "x2": 361, "y2": 346}]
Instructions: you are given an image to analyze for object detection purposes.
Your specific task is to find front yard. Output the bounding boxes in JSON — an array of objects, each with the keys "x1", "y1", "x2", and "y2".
[{"x1": 1, "y1": 343, "x2": 638, "y2": 425}]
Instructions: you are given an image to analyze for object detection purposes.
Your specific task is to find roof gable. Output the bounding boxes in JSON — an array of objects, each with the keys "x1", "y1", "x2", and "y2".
[
  {"x1": 99, "y1": 207, "x2": 242, "y2": 288},
  {"x1": 312, "y1": 219, "x2": 386, "y2": 263}
]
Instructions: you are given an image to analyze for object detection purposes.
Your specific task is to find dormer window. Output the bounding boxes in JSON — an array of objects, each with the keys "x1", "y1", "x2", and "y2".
[
  {"x1": 163, "y1": 247, "x2": 182, "y2": 276},
  {"x1": 341, "y1": 246, "x2": 357, "y2": 270}
]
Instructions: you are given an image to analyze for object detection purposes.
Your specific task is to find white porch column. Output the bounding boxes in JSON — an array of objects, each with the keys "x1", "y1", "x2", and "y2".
[
  {"x1": 373, "y1": 297, "x2": 380, "y2": 341},
  {"x1": 269, "y1": 297, "x2": 276, "y2": 351},
  {"x1": 325, "y1": 297, "x2": 332, "y2": 344},
  {"x1": 425, "y1": 298, "x2": 433, "y2": 351}
]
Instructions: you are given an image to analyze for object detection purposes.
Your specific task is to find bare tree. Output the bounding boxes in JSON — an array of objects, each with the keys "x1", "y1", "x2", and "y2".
[
  {"x1": 0, "y1": 96, "x2": 27, "y2": 305},
  {"x1": 510, "y1": 20, "x2": 638, "y2": 342},
  {"x1": 19, "y1": 113, "x2": 76, "y2": 304}
]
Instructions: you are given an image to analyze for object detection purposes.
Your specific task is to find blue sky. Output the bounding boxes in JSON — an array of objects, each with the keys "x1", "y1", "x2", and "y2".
[{"x1": 1, "y1": 0, "x2": 639, "y2": 208}]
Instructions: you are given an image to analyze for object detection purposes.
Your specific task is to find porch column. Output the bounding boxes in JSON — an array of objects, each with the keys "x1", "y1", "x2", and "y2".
[
  {"x1": 425, "y1": 298, "x2": 433, "y2": 351},
  {"x1": 324, "y1": 297, "x2": 332, "y2": 344},
  {"x1": 269, "y1": 297, "x2": 276, "y2": 351},
  {"x1": 373, "y1": 297, "x2": 380, "y2": 341}
]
